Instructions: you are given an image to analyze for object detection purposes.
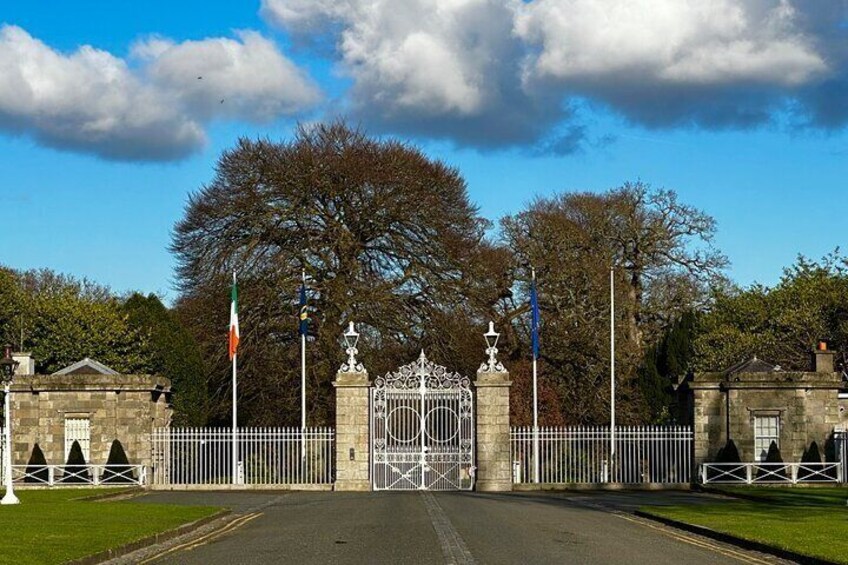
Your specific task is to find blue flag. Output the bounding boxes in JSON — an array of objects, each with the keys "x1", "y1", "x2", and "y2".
[
  {"x1": 299, "y1": 281, "x2": 308, "y2": 336},
  {"x1": 530, "y1": 276, "x2": 540, "y2": 359}
]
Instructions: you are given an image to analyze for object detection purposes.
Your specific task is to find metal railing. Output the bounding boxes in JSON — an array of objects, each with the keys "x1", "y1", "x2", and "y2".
[
  {"x1": 700, "y1": 462, "x2": 844, "y2": 484},
  {"x1": 511, "y1": 425, "x2": 693, "y2": 484},
  {"x1": 4, "y1": 464, "x2": 146, "y2": 486},
  {"x1": 151, "y1": 427, "x2": 335, "y2": 487}
]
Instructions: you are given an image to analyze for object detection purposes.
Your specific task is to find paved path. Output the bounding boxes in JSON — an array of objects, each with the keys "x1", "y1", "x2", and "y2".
[{"x1": 125, "y1": 490, "x2": 790, "y2": 565}]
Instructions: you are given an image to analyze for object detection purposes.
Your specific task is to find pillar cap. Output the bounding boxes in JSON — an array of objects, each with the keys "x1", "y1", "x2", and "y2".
[
  {"x1": 333, "y1": 370, "x2": 370, "y2": 387},
  {"x1": 475, "y1": 369, "x2": 511, "y2": 386}
]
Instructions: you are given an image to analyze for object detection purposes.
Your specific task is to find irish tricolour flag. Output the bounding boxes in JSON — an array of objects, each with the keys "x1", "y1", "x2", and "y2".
[{"x1": 229, "y1": 273, "x2": 240, "y2": 360}]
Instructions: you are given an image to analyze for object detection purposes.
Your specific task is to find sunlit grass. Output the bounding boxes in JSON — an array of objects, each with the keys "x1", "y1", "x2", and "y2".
[
  {"x1": 0, "y1": 489, "x2": 220, "y2": 565},
  {"x1": 642, "y1": 487, "x2": 848, "y2": 564}
]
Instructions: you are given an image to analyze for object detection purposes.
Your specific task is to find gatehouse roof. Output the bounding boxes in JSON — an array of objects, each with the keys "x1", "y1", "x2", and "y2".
[{"x1": 52, "y1": 357, "x2": 119, "y2": 376}]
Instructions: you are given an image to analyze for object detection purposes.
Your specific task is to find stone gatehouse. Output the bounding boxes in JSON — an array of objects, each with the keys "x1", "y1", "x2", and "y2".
[
  {"x1": 8, "y1": 353, "x2": 171, "y2": 470},
  {"x1": 679, "y1": 345, "x2": 848, "y2": 464}
]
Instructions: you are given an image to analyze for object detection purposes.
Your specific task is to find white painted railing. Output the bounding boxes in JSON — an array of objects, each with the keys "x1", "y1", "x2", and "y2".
[
  {"x1": 701, "y1": 462, "x2": 844, "y2": 484},
  {"x1": 4, "y1": 464, "x2": 146, "y2": 486},
  {"x1": 511, "y1": 426, "x2": 693, "y2": 484},
  {"x1": 151, "y1": 427, "x2": 335, "y2": 487}
]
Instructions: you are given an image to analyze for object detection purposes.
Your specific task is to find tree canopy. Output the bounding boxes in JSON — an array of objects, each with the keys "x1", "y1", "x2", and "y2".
[
  {"x1": 172, "y1": 121, "x2": 508, "y2": 425},
  {"x1": 500, "y1": 184, "x2": 724, "y2": 424},
  {"x1": 694, "y1": 252, "x2": 848, "y2": 372}
]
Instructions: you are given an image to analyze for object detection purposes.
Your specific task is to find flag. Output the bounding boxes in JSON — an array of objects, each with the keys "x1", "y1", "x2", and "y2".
[
  {"x1": 530, "y1": 273, "x2": 540, "y2": 359},
  {"x1": 299, "y1": 277, "x2": 308, "y2": 337},
  {"x1": 229, "y1": 273, "x2": 240, "y2": 360}
]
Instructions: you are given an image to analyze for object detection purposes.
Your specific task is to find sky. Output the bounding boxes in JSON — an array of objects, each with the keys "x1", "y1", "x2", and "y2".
[{"x1": 1, "y1": 1, "x2": 848, "y2": 301}]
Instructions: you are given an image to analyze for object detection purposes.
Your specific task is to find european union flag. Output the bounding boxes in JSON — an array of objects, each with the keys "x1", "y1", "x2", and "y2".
[
  {"x1": 531, "y1": 275, "x2": 540, "y2": 359},
  {"x1": 299, "y1": 281, "x2": 308, "y2": 336}
]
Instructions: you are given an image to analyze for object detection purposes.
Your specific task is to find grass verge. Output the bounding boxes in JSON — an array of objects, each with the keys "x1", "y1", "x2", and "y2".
[
  {"x1": 641, "y1": 486, "x2": 848, "y2": 564},
  {"x1": 0, "y1": 489, "x2": 220, "y2": 565}
]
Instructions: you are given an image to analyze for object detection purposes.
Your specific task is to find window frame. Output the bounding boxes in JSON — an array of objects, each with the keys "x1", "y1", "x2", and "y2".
[{"x1": 753, "y1": 414, "x2": 780, "y2": 462}]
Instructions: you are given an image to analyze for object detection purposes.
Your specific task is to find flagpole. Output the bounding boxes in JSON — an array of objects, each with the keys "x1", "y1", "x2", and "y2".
[
  {"x1": 610, "y1": 267, "x2": 616, "y2": 483},
  {"x1": 300, "y1": 270, "x2": 307, "y2": 461},
  {"x1": 232, "y1": 352, "x2": 238, "y2": 484},
  {"x1": 232, "y1": 272, "x2": 239, "y2": 486},
  {"x1": 532, "y1": 268, "x2": 540, "y2": 484}
]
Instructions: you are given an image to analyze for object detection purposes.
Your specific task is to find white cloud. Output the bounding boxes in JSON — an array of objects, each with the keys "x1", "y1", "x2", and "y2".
[
  {"x1": 0, "y1": 25, "x2": 321, "y2": 161},
  {"x1": 263, "y1": 0, "x2": 519, "y2": 118},
  {"x1": 135, "y1": 31, "x2": 320, "y2": 122},
  {"x1": 262, "y1": 0, "x2": 834, "y2": 148},
  {"x1": 515, "y1": 0, "x2": 826, "y2": 87}
]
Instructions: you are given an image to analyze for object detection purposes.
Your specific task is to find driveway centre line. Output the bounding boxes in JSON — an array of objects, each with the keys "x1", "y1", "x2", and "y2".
[{"x1": 421, "y1": 492, "x2": 476, "y2": 565}]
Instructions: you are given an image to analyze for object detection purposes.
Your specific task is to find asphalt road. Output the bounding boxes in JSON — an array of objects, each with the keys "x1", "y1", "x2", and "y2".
[{"x1": 125, "y1": 490, "x2": 789, "y2": 565}]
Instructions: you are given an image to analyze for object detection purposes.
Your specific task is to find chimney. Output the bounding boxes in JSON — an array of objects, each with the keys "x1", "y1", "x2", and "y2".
[
  {"x1": 813, "y1": 341, "x2": 834, "y2": 373},
  {"x1": 12, "y1": 352, "x2": 35, "y2": 376}
]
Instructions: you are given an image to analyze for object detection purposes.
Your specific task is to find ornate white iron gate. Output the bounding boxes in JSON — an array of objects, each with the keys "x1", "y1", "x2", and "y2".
[{"x1": 371, "y1": 352, "x2": 474, "y2": 491}]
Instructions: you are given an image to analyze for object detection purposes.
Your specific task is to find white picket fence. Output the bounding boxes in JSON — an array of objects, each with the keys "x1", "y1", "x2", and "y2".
[
  {"x1": 151, "y1": 427, "x2": 335, "y2": 487},
  {"x1": 511, "y1": 426, "x2": 693, "y2": 484}
]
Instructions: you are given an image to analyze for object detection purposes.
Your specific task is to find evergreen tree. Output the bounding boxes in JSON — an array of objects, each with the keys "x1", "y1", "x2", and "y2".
[
  {"x1": 62, "y1": 440, "x2": 89, "y2": 484},
  {"x1": 102, "y1": 439, "x2": 133, "y2": 484},
  {"x1": 123, "y1": 293, "x2": 208, "y2": 425},
  {"x1": 24, "y1": 443, "x2": 48, "y2": 484}
]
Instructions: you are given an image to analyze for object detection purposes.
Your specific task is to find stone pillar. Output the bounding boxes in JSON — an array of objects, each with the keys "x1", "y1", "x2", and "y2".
[
  {"x1": 333, "y1": 369, "x2": 371, "y2": 491},
  {"x1": 474, "y1": 369, "x2": 512, "y2": 492}
]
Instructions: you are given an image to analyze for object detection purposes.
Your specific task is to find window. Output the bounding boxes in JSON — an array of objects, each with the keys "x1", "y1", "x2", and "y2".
[
  {"x1": 754, "y1": 415, "x2": 779, "y2": 462},
  {"x1": 64, "y1": 418, "x2": 90, "y2": 462}
]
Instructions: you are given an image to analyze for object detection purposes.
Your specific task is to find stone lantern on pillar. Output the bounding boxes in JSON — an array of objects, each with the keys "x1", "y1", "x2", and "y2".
[
  {"x1": 475, "y1": 322, "x2": 513, "y2": 492},
  {"x1": 333, "y1": 322, "x2": 371, "y2": 491}
]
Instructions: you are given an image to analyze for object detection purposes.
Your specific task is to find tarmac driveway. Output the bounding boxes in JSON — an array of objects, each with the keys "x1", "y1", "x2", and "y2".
[{"x1": 124, "y1": 489, "x2": 789, "y2": 565}]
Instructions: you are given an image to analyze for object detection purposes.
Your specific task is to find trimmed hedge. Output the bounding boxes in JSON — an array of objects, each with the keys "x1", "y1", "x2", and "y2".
[
  {"x1": 62, "y1": 440, "x2": 90, "y2": 483},
  {"x1": 102, "y1": 439, "x2": 135, "y2": 484},
  {"x1": 24, "y1": 443, "x2": 49, "y2": 484}
]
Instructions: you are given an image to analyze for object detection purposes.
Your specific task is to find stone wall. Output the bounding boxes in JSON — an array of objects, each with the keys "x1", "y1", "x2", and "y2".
[{"x1": 7, "y1": 374, "x2": 171, "y2": 469}]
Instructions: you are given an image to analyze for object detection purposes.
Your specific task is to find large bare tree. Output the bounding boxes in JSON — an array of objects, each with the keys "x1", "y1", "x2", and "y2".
[
  {"x1": 172, "y1": 121, "x2": 507, "y2": 425},
  {"x1": 501, "y1": 183, "x2": 726, "y2": 424}
]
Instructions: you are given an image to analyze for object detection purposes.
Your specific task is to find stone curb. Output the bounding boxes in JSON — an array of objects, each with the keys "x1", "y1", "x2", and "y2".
[
  {"x1": 76, "y1": 488, "x2": 146, "y2": 502},
  {"x1": 66, "y1": 509, "x2": 232, "y2": 565},
  {"x1": 633, "y1": 510, "x2": 836, "y2": 565},
  {"x1": 513, "y1": 483, "x2": 692, "y2": 492}
]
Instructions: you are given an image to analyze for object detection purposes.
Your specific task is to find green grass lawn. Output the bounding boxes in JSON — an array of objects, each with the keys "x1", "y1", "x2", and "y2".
[
  {"x1": 642, "y1": 486, "x2": 848, "y2": 564},
  {"x1": 0, "y1": 489, "x2": 221, "y2": 565}
]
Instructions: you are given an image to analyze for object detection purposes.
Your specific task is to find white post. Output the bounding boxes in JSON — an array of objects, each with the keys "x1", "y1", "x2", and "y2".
[
  {"x1": 532, "y1": 269, "x2": 540, "y2": 484},
  {"x1": 301, "y1": 334, "x2": 307, "y2": 433},
  {"x1": 609, "y1": 267, "x2": 616, "y2": 483},
  {"x1": 301, "y1": 271, "x2": 307, "y2": 462},
  {"x1": 232, "y1": 353, "x2": 238, "y2": 485},
  {"x1": 2, "y1": 383, "x2": 19, "y2": 504}
]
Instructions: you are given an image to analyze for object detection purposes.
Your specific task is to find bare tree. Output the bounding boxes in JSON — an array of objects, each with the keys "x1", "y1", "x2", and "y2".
[
  {"x1": 172, "y1": 121, "x2": 507, "y2": 425},
  {"x1": 501, "y1": 183, "x2": 727, "y2": 424}
]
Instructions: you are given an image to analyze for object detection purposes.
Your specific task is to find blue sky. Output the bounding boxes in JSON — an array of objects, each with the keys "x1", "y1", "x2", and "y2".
[{"x1": 2, "y1": 1, "x2": 847, "y2": 300}]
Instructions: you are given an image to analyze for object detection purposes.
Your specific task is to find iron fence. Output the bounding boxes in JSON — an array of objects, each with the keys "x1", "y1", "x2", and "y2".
[
  {"x1": 511, "y1": 426, "x2": 693, "y2": 484},
  {"x1": 151, "y1": 427, "x2": 335, "y2": 487}
]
